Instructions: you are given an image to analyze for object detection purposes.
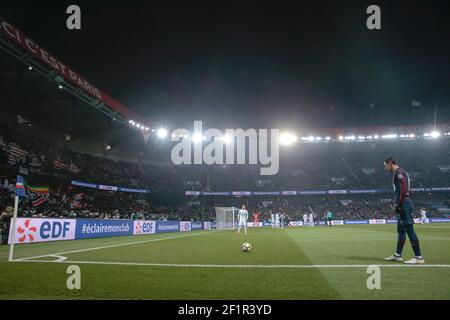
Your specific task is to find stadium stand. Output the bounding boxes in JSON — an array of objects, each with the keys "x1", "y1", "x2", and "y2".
[{"x1": 1, "y1": 122, "x2": 450, "y2": 224}]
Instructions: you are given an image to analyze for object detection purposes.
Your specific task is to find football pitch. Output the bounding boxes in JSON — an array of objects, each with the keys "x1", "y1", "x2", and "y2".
[{"x1": 1, "y1": 224, "x2": 450, "y2": 300}]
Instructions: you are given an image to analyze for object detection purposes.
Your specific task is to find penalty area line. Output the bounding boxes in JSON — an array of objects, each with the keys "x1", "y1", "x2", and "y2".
[{"x1": 13, "y1": 259, "x2": 450, "y2": 268}]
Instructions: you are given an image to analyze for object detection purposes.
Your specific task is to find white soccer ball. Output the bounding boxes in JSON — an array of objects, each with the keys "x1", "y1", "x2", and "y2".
[{"x1": 242, "y1": 242, "x2": 252, "y2": 252}]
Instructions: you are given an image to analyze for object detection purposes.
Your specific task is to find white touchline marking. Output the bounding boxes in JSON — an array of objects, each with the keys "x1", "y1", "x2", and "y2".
[
  {"x1": 13, "y1": 259, "x2": 450, "y2": 268},
  {"x1": 16, "y1": 230, "x2": 222, "y2": 261}
]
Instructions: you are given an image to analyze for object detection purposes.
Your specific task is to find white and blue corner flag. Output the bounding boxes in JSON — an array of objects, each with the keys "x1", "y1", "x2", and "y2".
[{"x1": 15, "y1": 175, "x2": 26, "y2": 197}]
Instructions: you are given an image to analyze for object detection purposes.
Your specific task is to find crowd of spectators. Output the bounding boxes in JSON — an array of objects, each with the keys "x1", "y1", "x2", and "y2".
[{"x1": 1, "y1": 122, "x2": 450, "y2": 230}]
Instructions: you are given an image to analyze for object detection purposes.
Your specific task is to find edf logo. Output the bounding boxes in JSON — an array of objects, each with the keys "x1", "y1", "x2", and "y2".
[
  {"x1": 40, "y1": 221, "x2": 71, "y2": 239},
  {"x1": 142, "y1": 222, "x2": 154, "y2": 233}
]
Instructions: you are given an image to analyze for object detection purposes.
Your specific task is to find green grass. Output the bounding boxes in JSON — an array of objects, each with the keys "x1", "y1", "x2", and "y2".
[{"x1": 1, "y1": 224, "x2": 450, "y2": 299}]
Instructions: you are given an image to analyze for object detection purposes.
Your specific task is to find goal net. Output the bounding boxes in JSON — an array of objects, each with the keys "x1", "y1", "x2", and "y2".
[{"x1": 215, "y1": 207, "x2": 239, "y2": 230}]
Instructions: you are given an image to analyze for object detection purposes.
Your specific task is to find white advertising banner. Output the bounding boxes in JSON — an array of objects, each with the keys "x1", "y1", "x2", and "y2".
[
  {"x1": 246, "y1": 222, "x2": 263, "y2": 227},
  {"x1": 369, "y1": 219, "x2": 386, "y2": 225},
  {"x1": 8, "y1": 218, "x2": 76, "y2": 244},
  {"x1": 180, "y1": 221, "x2": 192, "y2": 232},
  {"x1": 133, "y1": 220, "x2": 156, "y2": 235}
]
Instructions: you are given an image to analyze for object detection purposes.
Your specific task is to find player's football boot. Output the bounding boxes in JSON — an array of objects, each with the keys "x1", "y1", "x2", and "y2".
[
  {"x1": 383, "y1": 255, "x2": 403, "y2": 262},
  {"x1": 404, "y1": 257, "x2": 425, "y2": 264}
]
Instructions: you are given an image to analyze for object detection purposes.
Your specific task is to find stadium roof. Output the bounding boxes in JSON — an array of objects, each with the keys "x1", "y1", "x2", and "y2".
[{"x1": 1, "y1": 0, "x2": 450, "y2": 162}]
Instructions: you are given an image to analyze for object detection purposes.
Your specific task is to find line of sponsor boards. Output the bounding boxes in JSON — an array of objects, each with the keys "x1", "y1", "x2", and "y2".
[
  {"x1": 186, "y1": 187, "x2": 450, "y2": 196},
  {"x1": 9, "y1": 218, "x2": 450, "y2": 244},
  {"x1": 8, "y1": 219, "x2": 212, "y2": 244}
]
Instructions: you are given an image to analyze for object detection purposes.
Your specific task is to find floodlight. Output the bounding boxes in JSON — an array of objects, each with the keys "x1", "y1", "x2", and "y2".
[
  {"x1": 430, "y1": 131, "x2": 441, "y2": 138},
  {"x1": 157, "y1": 128, "x2": 168, "y2": 138},
  {"x1": 192, "y1": 133, "x2": 203, "y2": 144},
  {"x1": 279, "y1": 132, "x2": 298, "y2": 145}
]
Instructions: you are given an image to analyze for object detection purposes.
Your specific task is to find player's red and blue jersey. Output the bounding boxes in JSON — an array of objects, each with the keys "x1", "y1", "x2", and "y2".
[
  {"x1": 392, "y1": 167, "x2": 415, "y2": 225},
  {"x1": 392, "y1": 167, "x2": 411, "y2": 205}
]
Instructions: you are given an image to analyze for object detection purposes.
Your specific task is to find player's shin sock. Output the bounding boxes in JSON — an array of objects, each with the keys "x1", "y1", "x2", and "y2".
[
  {"x1": 405, "y1": 224, "x2": 423, "y2": 258},
  {"x1": 396, "y1": 227, "x2": 407, "y2": 256}
]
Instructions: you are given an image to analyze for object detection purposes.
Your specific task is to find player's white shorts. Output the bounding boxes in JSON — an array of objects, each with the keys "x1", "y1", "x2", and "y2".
[{"x1": 238, "y1": 220, "x2": 247, "y2": 228}]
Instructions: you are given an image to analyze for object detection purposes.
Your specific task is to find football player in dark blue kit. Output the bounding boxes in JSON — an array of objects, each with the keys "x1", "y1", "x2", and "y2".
[{"x1": 383, "y1": 157, "x2": 425, "y2": 264}]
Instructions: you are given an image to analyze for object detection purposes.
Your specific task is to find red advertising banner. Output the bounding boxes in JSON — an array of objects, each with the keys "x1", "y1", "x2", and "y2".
[{"x1": 0, "y1": 16, "x2": 139, "y2": 120}]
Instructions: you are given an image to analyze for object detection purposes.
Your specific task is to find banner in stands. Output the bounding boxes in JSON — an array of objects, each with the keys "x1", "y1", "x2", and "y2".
[
  {"x1": 253, "y1": 191, "x2": 280, "y2": 195},
  {"x1": 369, "y1": 219, "x2": 387, "y2": 225},
  {"x1": 232, "y1": 191, "x2": 252, "y2": 196},
  {"x1": 75, "y1": 219, "x2": 133, "y2": 239},
  {"x1": 247, "y1": 222, "x2": 263, "y2": 227},
  {"x1": 8, "y1": 218, "x2": 76, "y2": 244},
  {"x1": 185, "y1": 187, "x2": 450, "y2": 196},
  {"x1": 156, "y1": 220, "x2": 180, "y2": 233},
  {"x1": 289, "y1": 221, "x2": 303, "y2": 227},
  {"x1": 282, "y1": 191, "x2": 297, "y2": 195},
  {"x1": 71, "y1": 180, "x2": 149, "y2": 193},
  {"x1": 331, "y1": 220, "x2": 344, "y2": 225},
  {"x1": 133, "y1": 220, "x2": 156, "y2": 235},
  {"x1": 203, "y1": 222, "x2": 211, "y2": 230},
  {"x1": 430, "y1": 218, "x2": 450, "y2": 223},
  {"x1": 344, "y1": 220, "x2": 369, "y2": 225},
  {"x1": 191, "y1": 222, "x2": 203, "y2": 230},
  {"x1": 180, "y1": 221, "x2": 192, "y2": 232}
]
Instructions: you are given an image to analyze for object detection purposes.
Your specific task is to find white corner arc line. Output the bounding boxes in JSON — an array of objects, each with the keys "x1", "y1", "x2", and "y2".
[{"x1": 17, "y1": 230, "x2": 222, "y2": 261}]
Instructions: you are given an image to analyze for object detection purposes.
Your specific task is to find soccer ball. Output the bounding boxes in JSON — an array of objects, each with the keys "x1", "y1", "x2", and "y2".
[{"x1": 242, "y1": 242, "x2": 252, "y2": 252}]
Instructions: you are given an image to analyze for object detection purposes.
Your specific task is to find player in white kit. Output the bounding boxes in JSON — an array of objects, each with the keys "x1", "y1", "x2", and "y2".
[
  {"x1": 303, "y1": 213, "x2": 308, "y2": 227},
  {"x1": 237, "y1": 204, "x2": 249, "y2": 235},
  {"x1": 271, "y1": 213, "x2": 275, "y2": 228},
  {"x1": 420, "y1": 208, "x2": 428, "y2": 224},
  {"x1": 309, "y1": 213, "x2": 314, "y2": 227},
  {"x1": 275, "y1": 212, "x2": 280, "y2": 229}
]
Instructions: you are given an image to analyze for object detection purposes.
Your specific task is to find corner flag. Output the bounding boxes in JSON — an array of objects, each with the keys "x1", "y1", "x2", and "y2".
[{"x1": 15, "y1": 175, "x2": 26, "y2": 197}]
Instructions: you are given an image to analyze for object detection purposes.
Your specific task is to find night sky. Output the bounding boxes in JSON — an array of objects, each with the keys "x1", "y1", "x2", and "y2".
[{"x1": 1, "y1": 0, "x2": 450, "y2": 130}]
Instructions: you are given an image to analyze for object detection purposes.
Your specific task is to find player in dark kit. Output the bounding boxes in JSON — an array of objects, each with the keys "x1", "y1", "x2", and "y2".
[{"x1": 383, "y1": 157, "x2": 425, "y2": 264}]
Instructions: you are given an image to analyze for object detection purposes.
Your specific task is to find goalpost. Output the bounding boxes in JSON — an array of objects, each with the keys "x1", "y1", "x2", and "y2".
[{"x1": 214, "y1": 207, "x2": 239, "y2": 230}]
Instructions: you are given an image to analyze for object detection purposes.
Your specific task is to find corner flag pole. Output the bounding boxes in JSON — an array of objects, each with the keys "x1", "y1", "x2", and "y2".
[{"x1": 8, "y1": 195, "x2": 19, "y2": 262}]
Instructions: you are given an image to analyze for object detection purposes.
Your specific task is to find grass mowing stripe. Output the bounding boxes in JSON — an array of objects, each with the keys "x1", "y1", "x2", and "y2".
[
  {"x1": 1, "y1": 224, "x2": 449, "y2": 299},
  {"x1": 275, "y1": 228, "x2": 342, "y2": 299}
]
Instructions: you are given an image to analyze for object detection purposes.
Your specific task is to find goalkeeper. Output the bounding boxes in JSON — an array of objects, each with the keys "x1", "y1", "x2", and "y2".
[{"x1": 237, "y1": 204, "x2": 248, "y2": 235}]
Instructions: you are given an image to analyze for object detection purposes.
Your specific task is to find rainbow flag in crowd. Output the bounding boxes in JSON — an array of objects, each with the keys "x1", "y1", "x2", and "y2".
[
  {"x1": 25, "y1": 182, "x2": 49, "y2": 194},
  {"x1": 15, "y1": 176, "x2": 49, "y2": 206}
]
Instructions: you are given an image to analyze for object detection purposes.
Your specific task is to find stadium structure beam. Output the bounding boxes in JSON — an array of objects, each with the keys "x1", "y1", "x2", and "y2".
[{"x1": 0, "y1": 16, "x2": 152, "y2": 130}]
